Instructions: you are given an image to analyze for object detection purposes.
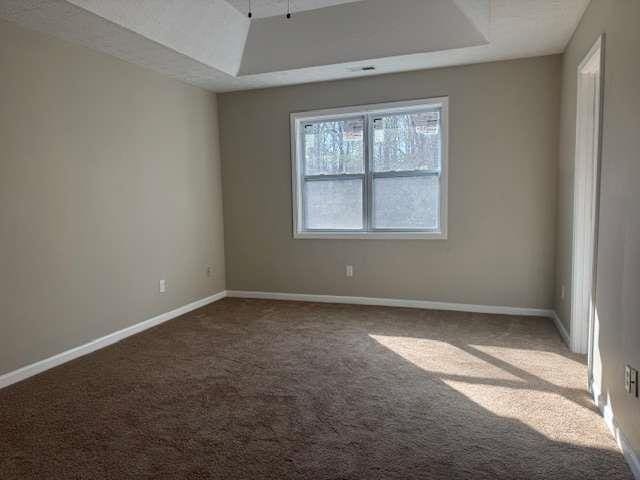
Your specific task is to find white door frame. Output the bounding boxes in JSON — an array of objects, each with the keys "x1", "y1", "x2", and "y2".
[{"x1": 570, "y1": 34, "x2": 604, "y2": 357}]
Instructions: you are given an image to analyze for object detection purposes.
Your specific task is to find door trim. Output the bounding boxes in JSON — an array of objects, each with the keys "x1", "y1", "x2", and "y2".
[{"x1": 570, "y1": 34, "x2": 604, "y2": 356}]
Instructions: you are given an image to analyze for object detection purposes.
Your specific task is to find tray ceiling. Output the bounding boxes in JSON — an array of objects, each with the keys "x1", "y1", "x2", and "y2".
[{"x1": 0, "y1": 0, "x2": 590, "y2": 92}]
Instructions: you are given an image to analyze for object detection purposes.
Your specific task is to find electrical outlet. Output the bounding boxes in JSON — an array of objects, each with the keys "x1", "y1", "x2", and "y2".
[
  {"x1": 206, "y1": 266, "x2": 212, "y2": 277},
  {"x1": 560, "y1": 285, "x2": 565, "y2": 301},
  {"x1": 625, "y1": 365, "x2": 638, "y2": 396},
  {"x1": 159, "y1": 279, "x2": 167, "y2": 293},
  {"x1": 346, "y1": 265, "x2": 354, "y2": 277}
]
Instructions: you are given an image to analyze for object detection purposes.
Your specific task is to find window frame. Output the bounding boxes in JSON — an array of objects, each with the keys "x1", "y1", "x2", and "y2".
[{"x1": 291, "y1": 97, "x2": 449, "y2": 240}]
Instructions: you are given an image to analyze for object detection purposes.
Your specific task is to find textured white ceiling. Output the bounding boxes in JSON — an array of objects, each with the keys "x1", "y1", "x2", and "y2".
[
  {"x1": 226, "y1": 0, "x2": 365, "y2": 19},
  {"x1": 0, "y1": 0, "x2": 590, "y2": 92},
  {"x1": 70, "y1": 0, "x2": 249, "y2": 74}
]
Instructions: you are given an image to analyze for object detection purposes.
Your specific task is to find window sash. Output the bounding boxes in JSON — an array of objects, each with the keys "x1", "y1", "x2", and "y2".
[
  {"x1": 302, "y1": 173, "x2": 442, "y2": 233},
  {"x1": 301, "y1": 115, "x2": 365, "y2": 177},
  {"x1": 292, "y1": 97, "x2": 448, "y2": 239},
  {"x1": 302, "y1": 175, "x2": 365, "y2": 232},
  {"x1": 370, "y1": 174, "x2": 441, "y2": 231},
  {"x1": 301, "y1": 122, "x2": 442, "y2": 232}
]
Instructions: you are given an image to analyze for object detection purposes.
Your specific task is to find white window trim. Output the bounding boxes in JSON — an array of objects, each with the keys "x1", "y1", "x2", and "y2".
[{"x1": 290, "y1": 97, "x2": 449, "y2": 240}]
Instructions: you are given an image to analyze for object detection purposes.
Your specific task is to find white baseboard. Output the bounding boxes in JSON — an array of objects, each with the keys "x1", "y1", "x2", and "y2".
[
  {"x1": 595, "y1": 392, "x2": 640, "y2": 479},
  {"x1": 551, "y1": 310, "x2": 571, "y2": 347},
  {"x1": 0, "y1": 290, "x2": 568, "y2": 391},
  {"x1": 0, "y1": 291, "x2": 226, "y2": 390},
  {"x1": 226, "y1": 290, "x2": 554, "y2": 318}
]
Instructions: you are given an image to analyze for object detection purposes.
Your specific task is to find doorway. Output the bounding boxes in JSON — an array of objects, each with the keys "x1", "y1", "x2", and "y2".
[{"x1": 570, "y1": 34, "x2": 604, "y2": 385}]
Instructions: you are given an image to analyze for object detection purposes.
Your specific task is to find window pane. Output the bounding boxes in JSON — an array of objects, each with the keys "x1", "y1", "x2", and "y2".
[
  {"x1": 304, "y1": 179, "x2": 363, "y2": 230},
  {"x1": 303, "y1": 118, "x2": 364, "y2": 175},
  {"x1": 372, "y1": 110, "x2": 441, "y2": 173},
  {"x1": 373, "y1": 176, "x2": 439, "y2": 229}
]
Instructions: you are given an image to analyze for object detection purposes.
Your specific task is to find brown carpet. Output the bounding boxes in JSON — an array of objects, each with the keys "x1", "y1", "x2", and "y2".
[{"x1": 0, "y1": 298, "x2": 633, "y2": 479}]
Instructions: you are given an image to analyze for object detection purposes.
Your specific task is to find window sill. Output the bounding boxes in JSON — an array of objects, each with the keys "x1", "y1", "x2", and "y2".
[{"x1": 293, "y1": 231, "x2": 447, "y2": 240}]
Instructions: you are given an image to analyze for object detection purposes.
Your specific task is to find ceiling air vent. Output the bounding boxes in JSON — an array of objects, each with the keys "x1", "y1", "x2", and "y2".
[{"x1": 348, "y1": 66, "x2": 376, "y2": 72}]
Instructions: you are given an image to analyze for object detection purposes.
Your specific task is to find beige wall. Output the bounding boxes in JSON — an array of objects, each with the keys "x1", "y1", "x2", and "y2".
[
  {"x1": 0, "y1": 19, "x2": 225, "y2": 376},
  {"x1": 219, "y1": 55, "x2": 560, "y2": 309},
  {"x1": 555, "y1": 0, "x2": 640, "y2": 455}
]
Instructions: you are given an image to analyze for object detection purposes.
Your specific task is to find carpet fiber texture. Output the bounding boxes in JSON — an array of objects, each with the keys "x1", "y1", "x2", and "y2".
[{"x1": 0, "y1": 298, "x2": 633, "y2": 479}]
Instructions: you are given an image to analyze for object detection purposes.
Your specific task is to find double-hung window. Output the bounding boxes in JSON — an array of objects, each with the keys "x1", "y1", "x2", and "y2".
[{"x1": 291, "y1": 97, "x2": 448, "y2": 239}]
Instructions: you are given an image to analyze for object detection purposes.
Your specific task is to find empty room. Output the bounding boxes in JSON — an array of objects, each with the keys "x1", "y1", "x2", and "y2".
[{"x1": 1, "y1": 0, "x2": 639, "y2": 478}]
